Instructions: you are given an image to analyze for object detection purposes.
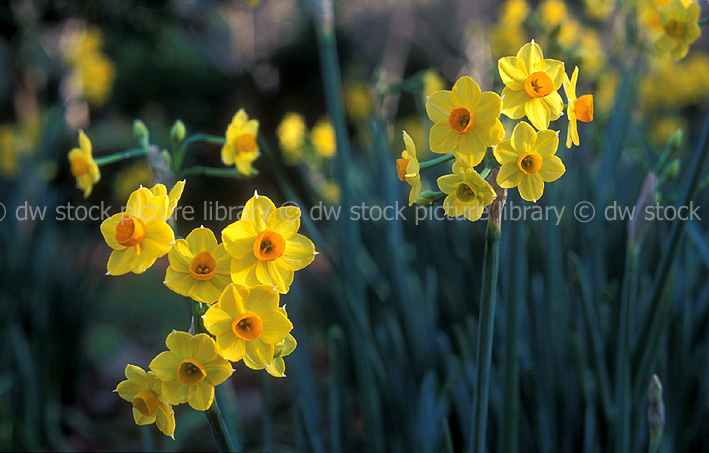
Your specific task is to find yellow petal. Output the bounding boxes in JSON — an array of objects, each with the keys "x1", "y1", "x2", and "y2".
[
  {"x1": 518, "y1": 41, "x2": 543, "y2": 75},
  {"x1": 543, "y1": 91, "x2": 564, "y2": 121},
  {"x1": 437, "y1": 174, "x2": 461, "y2": 195},
  {"x1": 534, "y1": 59, "x2": 564, "y2": 90},
  {"x1": 493, "y1": 140, "x2": 519, "y2": 164},
  {"x1": 186, "y1": 227, "x2": 218, "y2": 255},
  {"x1": 204, "y1": 359, "x2": 232, "y2": 386},
  {"x1": 266, "y1": 207, "x2": 301, "y2": 240},
  {"x1": 498, "y1": 56, "x2": 528, "y2": 90},
  {"x1": 245, "y1": 285, "x2": 280, "y2": 313},
  {"x1": 101, "y1": 213, "x2": 126, "y2": 251},
  {"x1": 539, "y1": 156, "x2": 566, "y2": 182},
  {"x1": 242, "y1": 193, "x2": 276, "y2": 230},
  {"x1": 230, "y1": 255, "x2": 261, "y2": 288},
  {"x1": 451, "y1": 76, "x2": 481, "y2": 108},
  {"x1": 258, "y1": 310, "x2": 293, "y2": 344},
  {"x1": 426, "y1": 90, "x2": 454, "y2": 123},
  {"x1": 475, "y1": 92, "x2": 502, "y2": 121},
  {"x1": 156, "y1": 404, "x2": 176, "y2": 437},
  {"x1": 150, "y1": 351, "x2": 180, "y2": 382},
  {"x1": 189, "y1": 280, "x2": 223, "y2": 304},
  {"x1": 496, "y1": 163, "x2": 523, "y2": 188},
  {"x1": 281, "y1": 234, "x2": 316, "y2": 271},
  {"x1": 245, "y1": 341, "x2": 274, "y2": 369},
  {"x1": 567, "y1": 116, "x2": 579, "y2": 148},
  {"x1": 456, "y1": 132, "x2": 486, "y2": 166},
  {"x1": 475, "y1": 118, "x2": 505, "y2": 147},
  {"x1": 266, "y1": 357, "x2": 286, "y2": 377},
  {"x1": 533, "y1": 130, "x2": 559, "y2": 157},
  {"x1": 107, "y1": 248, "x2": 141, "y2": 276},
  {"x1": 164, "y1": 270, "x2": 195, "y2": 297},
  {"x1": 133, "y1": 408, "x2": 156, "y2": 425},
  {"x1": 519, "y1": 173, "x2": 544, "y2": 202},
  {"x1": 168, "y1": 240, "x2": 193, "y2": 270},
  {"x1": 166, "y1": 331, "x2": 193, "y2": 358},
  {"x1": 204, "y1": 305, "x2": 235, "y2": 336},
  {"x1": 222, "y1": 220, "x2": 258, "y2": 260},
  {"x1": 161, "y1": 378, "x2": 188, "y2": 405},
  {"x1": 217, "y1": 331, "x2": 244, "y2": 362},
  {"x1": 525, "y1": 97, "x2": 551, "y2": 131},
  {"x1": 511, "y1": 121, "x2": 536, "y2": 155},
  {"x1": 429, "y1": 122, "x2": 459, "y2": 154},
  {"x1": 256, "y1": 260, "x2": 294, "y2": 293},
  {"x1": 187, "y1": 381, "x2": 214, "y2": 411},
  {"x1": 501, "y1": 87, "x2": 528, "y2": 119}
]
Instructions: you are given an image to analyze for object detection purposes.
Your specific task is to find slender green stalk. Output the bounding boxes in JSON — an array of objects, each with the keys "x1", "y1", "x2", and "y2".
[
  {"x1": 419, "y1": 152, "x2": 455, "y2": 171},
  {"x1": 178, "y1": 165, "x2": 258, "y2": 179},
  {"x1": 699, "y1": 17, "x2": 709, "y2": 27},
  {"x1": 469, "y1": 170, "x2": 505, "y2": 453},
  {"x1": 615, "y1": 247, "x2": 639, "y2": 453},
  {"x1": 632, "y1": 113, "x2": 709, "y2": 395},
  {"x1": 191, "y1": 300, "x2": 236, "y2": 453},
  {"x1": 174, "y1": 133, "x2": 225, "y2": 172},
  {"x1": 94, "y1": 148, "x2": 147, "y2": 166}
]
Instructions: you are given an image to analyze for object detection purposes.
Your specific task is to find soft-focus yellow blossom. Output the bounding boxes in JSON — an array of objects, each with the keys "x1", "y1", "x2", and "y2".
[
  {"x1": 422, "y1": 69, "x2": 446, "y2": 101},
  {"x1": 639, "y1": 0, "x2": 695, "y2": 37},
  {"x1": 650, "y1": 115, "x2": 687, "y2": 146},
  {"x1": 594, "y1": 70, "x2": 618, "y2": 117},
  {"x1": 577, "y1": 31, "x2": 606, "y2": 78},
  {"x1": 490, "y1": 23, "x2": 527, "y2": 59},
  {"x1": 498, "y1": 41, "x2": 565, "y2": 131},
  {"x1": 318, "y1": 179, "x2": 341, "y2": 205},
  {"x1": 426, "y1": 76, "x2": 504, "y2": 166},
  {"x1": 114, "y1": 163, "x2": 154, "y2": 201},
  {"x1": 641, "y1": 53, "x2": 709, "y2": 110},
  {"x1": 0, "y1": 126, "x2": 20, "y2": 177},
  {"x1": 63, "y1": 26, "x2": 104, "y2": 65},
  {"x1": 222, "y1": 192, "x2": 316, "y2": 294},
  {"x1": 311, "y1": 117, "x2": 336, "y2": 158},
  {"x1": 583, "y1": 0, "x2": 615, "y2": 21},
  {"x1": 493, "y1": 121, "x2": 565, "y2": 202},
  {"x1": 68, "y1": 130, "x2": 100, "y2": 198},
  {"x1": 344, "y1": 82, "x2": 374, "y2": 122},
  {"x1": 266, "y1": 330, "x2": 297, "y2": 377},
  {"x1": 539, "y1": 0, "x2": 568, "y2": 29},
  {"x1": 501, "y1": 0, "x2": 530, "y2": 24},
  {"x1": 222, "y1": 109, "x2": 260, "y2": 175},
  {"x1": 79, "y1": 53, "x2": 116, "y2": 106},
  {"x1": 656, "y1": 0, "x2": 701, "y2": 60},
  {"x1": 397, "y1": 131, "x2": 421, "y2": 206},
  {"x1": 100, "y1": 183, "x2": 182, "y2": 275},
  {"x1": 277, "y1": 112, "x2": 307, "y2": 165},
  {"x1": 165, "y1": 227, "x2": 232, "y2": 304},
  {"x1": 203, "y1": 284, "x2": 293, "y2": 370},
  {"x1": 437, "y1": 161, "x2": 496, "y2": 221},
  {"x1": 563, "y1": 67, "x2": 594, "y2": 148},
  {"x1": 115, "y1": 365, "x2": 175, "y2": 438},
  {"x1": 150, "y1": 331, "x2": 233, "y2": 411}
]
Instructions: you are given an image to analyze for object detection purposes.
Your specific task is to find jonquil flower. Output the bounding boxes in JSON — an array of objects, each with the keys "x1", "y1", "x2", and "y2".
[
  {"x1": 656, "y1": 0, "x2": 701, "y2": 61},
  {"x1": 437, "y1": 161, "x2": 496, "y2": 221},
  {"x1": 68, "y1": 130, "x2": 100, "y2": 198},
  {"x1": 222, "y1": 109, "x2": 260, "y2": 175},
  {"x1": 203, "y1": 284, "x2": 293, "y2": 369},
  {"x1": 150, "y1": 331, "x2": 233, "y2": 411},
  {"x1": 100, "y1": 182, "x2": 183, "y2": 275},
  {"x1": 115, "y1": 365, "x2": 175, "y2": 438},
  {"x1": 311, "y1": 117, "x2": 336, "y2": 158},
  {"x1": 164, "y1": 226, "x2": 232, "y2": 304},
  {"x1": 267, "y1": 331, "x2": 297, "y2": 378},
  {"x1": 277, "y1": 112, "x2": 307, "y2": 166},
  {"x1": 222, "y1": 192, "x2": 316, "y2": 293},
  {"x1": 493, "y1": 121, "x2": 565, "y2": 202},
  {"x1": 426, "y1": 76, "x2": 504, "y2": 166},
  {"x1": 396, "y1": 131, "x2": 421, "y2": 206},
  {"x1": 498, "y1": 41, "x2": 565, "y2": 131},
  {"x1": 562, "y1": 67, "x2": 594, "y2": 148}
]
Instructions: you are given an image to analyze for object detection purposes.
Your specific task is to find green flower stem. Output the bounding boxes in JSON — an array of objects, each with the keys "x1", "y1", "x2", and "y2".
[
  {"x1": 94, "y1": 148, "x2": 147, "y2": 166},
  {"x1": 419, "y1": 152, "x2": 455, "y2": 171},
  {"x1": 469, "y1": 170, "x2": 505, "y2": 453},
  {"x1": 632, "y1": 113, "x2": 709, "y2": 395},
  {"x1": 699, "y1": 17, "x2": 709, "y2": 27},
  {"x1": 179, "y1": 166, "x2": 258, "y2": 179},
  {"x1": 174, "y1": 133, "x2": 226, "y2": 173},
  {"x1": 191, "y1": 300, "x2": 236, "y2": 453}
]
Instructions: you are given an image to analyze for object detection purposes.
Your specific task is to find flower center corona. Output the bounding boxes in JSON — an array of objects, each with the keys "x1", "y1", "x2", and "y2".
[
  {"x1": 456, "y1": 182, "x2": 479, "y2": 202},
  {"x1": 524, "y1": 72, "x2": 554, "y2": 98},
  {"x1": 396, "y1": 158, "x2": 410, "y2": 181},
  {"x1": 70, "y1": 155, "x2": 89, "y2": 176},
  {"x1": 575, "y1": 95, "x2": 594, "y2": 123},
  {"x1": 232, "y1": 312, "x2": 264, "y2": 341},
  {"x1": 115, "y1": 215, "x2": 146, "y2": 247},
  {"x1": 132, "y1": 390, "x2": 159, "y2": 417},
  {"x1": 237, "y1": 133, "x2": 257, "y2": 154},
  {"x1": 253, "y1": 230, "x2": 286, "y2": 262},
  {"x1": 517, "y1": 152, "x2": 543, "y2": 175},
  {"x1": 663, "y1": 19, "x2": 686, "y2": 38},
  {"x1": 448, "y1": 107, "x2": 475, "y2": 134},
  {"x1": 177, "y1": 359, "x2": 207, "y2": 386},
  {"x1": 189, "y1": 251, "x2": 218, "y2": 280}
]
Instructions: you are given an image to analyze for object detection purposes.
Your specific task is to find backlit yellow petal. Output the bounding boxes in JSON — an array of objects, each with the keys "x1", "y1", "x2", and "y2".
[
  {"x1": 498, "y1": 56, "x2": 528, "y2": 90},
  {"x1": 519, "y1": 173, "x2": 544, "y2": 202},
  {"x1": 525, "y1": 97, "x2": 552, "y2": 130},
  {"x1": 429, "y1": 123, "x2": 459, "y2": 154},
  {"x1": 451, "y1": 76, "x2": 481, "y2": 108},
  {"x1": 539, "y1": 156, "x2": 566, "y2": 182},
  {"x1": 258, "y1": 310, "x2": 293, "y2": 344},
  {"x1": 426, "y1": 90, "x2": 454, "y2": 123}
]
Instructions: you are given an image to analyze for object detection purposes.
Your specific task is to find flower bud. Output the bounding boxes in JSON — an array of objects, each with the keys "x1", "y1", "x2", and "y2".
[
  {"x1": 133, "y1": 119, "x2": 149, "y2": 147},
  {"x1": 170, "y1": 120, "x2": 186, "y2": 144}
]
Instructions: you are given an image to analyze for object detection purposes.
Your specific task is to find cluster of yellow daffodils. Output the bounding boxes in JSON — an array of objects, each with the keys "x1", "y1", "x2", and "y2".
[
  {"x1": 104, "y1": 183, "x2": 315, "y2": 437},
  {"x1": 397, "y1": 40, "x2": 595, "y2": 212},
  {"x1": 62, "y1": 26, "x2": 116, "y2": 107},
  {"x1": 276, "y1": 112, "x2": 337, "y2": 165}
]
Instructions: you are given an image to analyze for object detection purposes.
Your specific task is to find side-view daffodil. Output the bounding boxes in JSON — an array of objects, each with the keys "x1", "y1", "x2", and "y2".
[
  {"x1": 115, "y1": 365, "x2": 175, "y2": 438},
  {"x1": 68, "y1": 130, "x2": 100, "y2": 198},
  {"x1": 437, "y1": 161, "x2": 496, "y2": 221},
  {"x1": 563, "y1": 67, "x2": 594, "y2": 148},
  {"x1": 396, "y1": 131, "x2": 421, "y2": 206}
]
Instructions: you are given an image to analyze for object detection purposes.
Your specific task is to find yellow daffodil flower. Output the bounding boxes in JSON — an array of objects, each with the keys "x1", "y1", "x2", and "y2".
[
  {"x1": 562, "y1": 67, "x2": 594, "y2": 148},
  {"x1": 539, "y1": 0, "x2": 568, "y2": 30},
  {"x1": 498, "y1": 41, "x2": 565, "y2": 131},
  {"x1": 277, "y1": 112, "x2": 307, "y2": 165},
  {"x1": 222, "y1": 192, "x2": 316, "y2": 294},
  {"x1": 493, "y1": 121, "x2": 565, "y2": 202},
  {"x1": 500, "y1": 0, "x2": 530, "y2": 25},
  {"x1": 150, "y1": 331, "x2": 233, "y2": 411},
  {"x1": 164, "y1": 226, "x2": 232, "y2": 304},
  {"x1": 203, "y1": 284, "x2": 293, "y2": 369},
  {"x1": 68, "y1": 130, "x2": 100, "y2": 198},
  {"x1": 437, "y1": 161, "x2": 496, "y2": 221},
  {"x1": 656, "y1": 0, "x2": 701, "y2": 60},
  {"x1": 344, "y1": 81, "x2": 374, "y2": 122},
  {"x1": 426, "y1": 76, "x2": 504, "y2": 166},
  {"x1": 222, "y1": 109, "x2": 260, "y2": 175},
  {"x1": 266, "y1": 330, "x2": 297, "y2": 378},
  {"x1": 100, "y1": 182, "x2": 182, "y2": 275},
  {"x1": 149, "y1": 180, "x2": 185, "y2": 219},
  {"x1": 311, "y1": 117, "x2": 336, "y2": 158},
  {"x1": 115, "y1": 365, "x2": 175, "y2": 438},
  {"x1": 396, "y1": 131, "x2": 421, "y2": 206}
]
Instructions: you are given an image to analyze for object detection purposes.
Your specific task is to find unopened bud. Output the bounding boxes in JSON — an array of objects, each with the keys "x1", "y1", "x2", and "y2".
[
  {"x1": 170, "y1": 120, "x2": 186, "y2": 143},
  {"x1": 415, "y1": 190, "x2": 442, "y2": 207},
  {"x1": 133, "y1": 120, "x2": 150, "y2": 147}
]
